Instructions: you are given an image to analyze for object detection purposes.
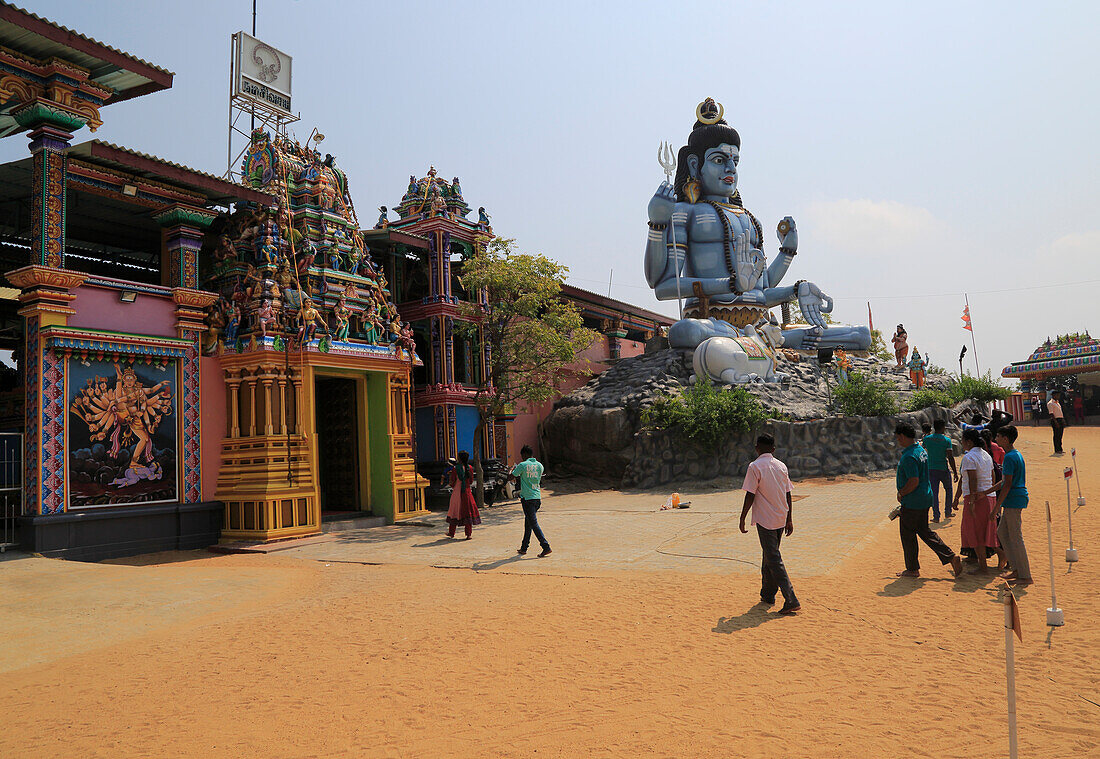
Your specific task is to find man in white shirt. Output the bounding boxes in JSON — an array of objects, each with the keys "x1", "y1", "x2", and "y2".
[
  {"x1": 1047, "y1": 391, "x2": 1065, "y2": 454},
  {"x1": 739, "y1": 434, "x2": 800, "y2": 614}
]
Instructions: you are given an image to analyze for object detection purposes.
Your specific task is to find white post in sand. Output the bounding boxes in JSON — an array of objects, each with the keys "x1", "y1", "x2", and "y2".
[
  {"x1": 1065, "y1": 467, "x2": 1079, "y2": 563},
  {"x1": 1071, "y1": 448, "x2": 1085, "y2": 507},
  {"x1": 1003, "y1": 587, "x2": 1019, "y2": 759},
  {"x1": 1045, "y1": 501, "x2": 1065, "y2": 626}
]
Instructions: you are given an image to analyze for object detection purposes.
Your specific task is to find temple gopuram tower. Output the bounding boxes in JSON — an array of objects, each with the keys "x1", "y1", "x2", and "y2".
[
  {"x1": 200, "y1": 130, "x2": 428, "y2": 540},
  {"x1": 368, "y1": 169, "x2": 502, "y2": 505}
]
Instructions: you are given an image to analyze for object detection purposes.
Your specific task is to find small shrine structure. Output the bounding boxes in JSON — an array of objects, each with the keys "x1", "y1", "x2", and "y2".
[
  {"x1": 1001, "y1": 332, "x2": 1100, "y2": 419},
  {"x1": 369, "y1": 168, "x2": 497, "y2": 505}
]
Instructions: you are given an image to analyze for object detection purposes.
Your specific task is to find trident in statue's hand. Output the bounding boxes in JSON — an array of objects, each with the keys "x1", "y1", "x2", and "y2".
[
  {"x1": 657, "y1": 142, "x2": 676, "y2": 182},
  {"x1": 656, "y1": 141, "x2": 683, "y2": 319}
]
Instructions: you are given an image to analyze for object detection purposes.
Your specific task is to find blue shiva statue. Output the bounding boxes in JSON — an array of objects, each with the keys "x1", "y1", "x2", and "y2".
[{"x1": 645, "y1": 98, "x2": 870, "y2": 356}]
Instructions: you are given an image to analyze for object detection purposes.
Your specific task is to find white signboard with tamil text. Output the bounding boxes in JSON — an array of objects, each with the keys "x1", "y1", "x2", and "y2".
[{"x1": 232, "y1": 32, "x2": 293, "y2": 117}]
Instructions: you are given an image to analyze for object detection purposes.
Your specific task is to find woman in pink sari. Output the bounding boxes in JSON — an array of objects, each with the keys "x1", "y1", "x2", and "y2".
[
  {"x1": 446, "y1": 450, "x2": 481, "y2": 539},
  {"x1": 953, "y1": 429, "x2": 1000, "y2": 573}
]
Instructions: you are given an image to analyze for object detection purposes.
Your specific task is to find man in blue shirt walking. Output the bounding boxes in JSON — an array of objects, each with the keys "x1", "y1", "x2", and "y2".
[
  {"x1": 510, "y1": 445, "x2": 551, "y2": 557},
  {"x1": 895, "y1": 422, "x2": 963, "y2": 578}
]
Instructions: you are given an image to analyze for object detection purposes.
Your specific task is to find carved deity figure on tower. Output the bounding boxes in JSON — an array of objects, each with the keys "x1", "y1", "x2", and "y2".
[{"x1": 644, "y1": 98, "x2": 870, "y2": 360}]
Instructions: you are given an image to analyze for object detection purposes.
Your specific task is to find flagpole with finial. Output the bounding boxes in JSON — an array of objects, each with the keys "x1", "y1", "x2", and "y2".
[
  {"x1": 964, "y1": 293, "x2": 981, "y2": 376},
  {"x1": 657, "y1": 142, "x2": 682, "y2": 320}
]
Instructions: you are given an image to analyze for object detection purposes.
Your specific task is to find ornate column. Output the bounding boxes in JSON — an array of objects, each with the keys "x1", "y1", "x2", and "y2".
[
  {"x1": 291, "y1": 373, "x2": 304, "y2": 434},
  {"x1": 13, "y1": 105, "x2": 84, "y2": 268},
  {"x1": 7, "y1": 266, "x2": 87, "y2": 515},
  {"x1": 173, "y1": 288, "x2": 217, "y2": 503},
  {"x1": 244, "y1": 375, "x2": 256, "y2": 437},
  {"x1": 226, "y1": 371, "x2": 242, "y2": 438},
  {"x1": 157, "y1": 206, "x2": 215, "y2": 289},
  {"x1": 259, "y1": 369, "x2": 274, "y2": 436},
  {"x1": 277, "y1": 372, "x2": 288, "y2": 435}
]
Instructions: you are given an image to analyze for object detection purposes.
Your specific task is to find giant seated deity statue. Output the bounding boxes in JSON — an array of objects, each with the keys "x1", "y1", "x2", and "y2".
[{"x1": 644, "y1": 99, "x2": 870, "y2": 376}]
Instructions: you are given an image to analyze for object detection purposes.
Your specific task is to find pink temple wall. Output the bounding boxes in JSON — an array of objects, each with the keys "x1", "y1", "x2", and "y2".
[
  {"x1": 507, "y1": 334, "x2": 647, "y2": 465},
  {"x1": 200, "y1": 355, "x2": 226, "y2": 501},
  {"x1": 68, "y1": 286, "x2": 177, "y2": 338}
]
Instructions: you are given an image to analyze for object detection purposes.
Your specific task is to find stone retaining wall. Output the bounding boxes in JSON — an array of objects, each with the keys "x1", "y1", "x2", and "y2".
[{"x1": 621, "y1": 405, "x2": 967, "y2": 489}]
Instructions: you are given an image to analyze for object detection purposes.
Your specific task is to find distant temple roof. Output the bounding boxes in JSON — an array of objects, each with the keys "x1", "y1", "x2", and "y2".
[{"x1": 1002, "y1": 332, "x2": 1100, "y2": 379}]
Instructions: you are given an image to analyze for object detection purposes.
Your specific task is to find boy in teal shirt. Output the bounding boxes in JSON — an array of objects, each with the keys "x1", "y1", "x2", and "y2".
[
  {"x1": 921, "y1": 419, "x2": 958, "y2": 521},
  {"x1": 989, "y1": 425, "x2": 1032, "y2": 586},
  {"x1": 510, "y1": 445, "x2": 551, "y2": 557},
  {"x1": 895, "y1": 422, "x2": 962, "y2": 578}
]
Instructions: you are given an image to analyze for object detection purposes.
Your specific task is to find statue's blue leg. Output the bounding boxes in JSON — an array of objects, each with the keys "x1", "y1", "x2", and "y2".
[{"x1": 668, "y1": 318, "x2": 741, "y2": 349}]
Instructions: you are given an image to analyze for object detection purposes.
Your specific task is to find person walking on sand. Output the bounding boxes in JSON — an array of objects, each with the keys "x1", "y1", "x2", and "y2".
[
  {"x1": 921, "y1": 419, "x2": 958, "y2": 521},
  {"x1": 987, "y1": 425, "x2": 1033, "y2": 587},
  {"x1": 739, "y1": 434, "x2": 800, "y2": 615},
  {"x1": 894, "y1": 422, "x2": 964, "y2": 579},
  {"x1": 511, "y1": 445, "x2": 551, "y2": 557},
  {"x1": 1047, "y1": 391, "x2": 1066, "y2": 454},
  {"x1": 445, "y1": 450, "x2": 481, "y2": 539}
]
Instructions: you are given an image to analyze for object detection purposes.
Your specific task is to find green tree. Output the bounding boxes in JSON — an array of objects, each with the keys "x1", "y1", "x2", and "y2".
[{"x1": 457, "y1": 237, "x2": 599, "y2": 506}]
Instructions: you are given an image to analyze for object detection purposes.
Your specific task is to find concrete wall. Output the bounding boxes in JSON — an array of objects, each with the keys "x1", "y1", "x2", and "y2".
[
  {"x1": 622, "y1": 406, "x2": 956, "y2": 489},
  {"x1": 68, "y1": 286, "x2": 177, "y2": 337}
]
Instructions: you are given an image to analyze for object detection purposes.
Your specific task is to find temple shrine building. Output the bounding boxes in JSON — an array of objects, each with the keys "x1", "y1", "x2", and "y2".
[
  {"x1": 0, "y1": 3, "x2": 673, "y2": 559},
  {"x1": 0, "y1": 4, "x2": 426, "y2": 559},
  {"x1": 1001, "y1": 332, "x2": 1100, "y2": 421}
]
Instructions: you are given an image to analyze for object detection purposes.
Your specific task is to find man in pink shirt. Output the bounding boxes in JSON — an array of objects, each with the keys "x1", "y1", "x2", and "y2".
[{"x1": 739, "y1": 434, "x2": 800, "y2": 614}]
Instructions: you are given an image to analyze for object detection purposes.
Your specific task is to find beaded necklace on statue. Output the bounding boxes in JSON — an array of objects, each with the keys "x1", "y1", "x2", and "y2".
[{"x1": 703, "y1": 196, "x2": 764, "y2": 295}]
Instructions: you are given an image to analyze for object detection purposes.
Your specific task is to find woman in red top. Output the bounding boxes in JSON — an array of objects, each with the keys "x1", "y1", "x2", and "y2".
[{"x1": 446, "y1": 450, "x2": 481, "y2": 539}]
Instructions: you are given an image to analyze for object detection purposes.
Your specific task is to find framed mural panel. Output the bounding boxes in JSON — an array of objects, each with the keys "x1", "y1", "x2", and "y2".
[{"x1": 67, "y1": 358, "x2": 178, "y2": 508}]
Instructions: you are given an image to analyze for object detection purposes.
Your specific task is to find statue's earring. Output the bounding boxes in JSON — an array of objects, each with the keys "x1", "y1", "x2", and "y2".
[{"x1": 683, "y1": 178, "x2": 700, "y2": 204}]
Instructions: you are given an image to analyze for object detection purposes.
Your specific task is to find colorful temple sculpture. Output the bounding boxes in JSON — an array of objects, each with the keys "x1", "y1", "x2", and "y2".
[
  {"x1": 365, "y1": 167, "x2": 502, "y2": 506},
  {"x1": 0, "y1": 5, "x2": 425, "y2": 559},
  {"x1": 196, "y1": 129, "x2": 428, "y2": 540},
  {"x1": 1002, "y1": 332, "x2": 1100, "y2": 420},
  {"x1": 644, "y1": 98, "x2": 870, "y2": 383}
]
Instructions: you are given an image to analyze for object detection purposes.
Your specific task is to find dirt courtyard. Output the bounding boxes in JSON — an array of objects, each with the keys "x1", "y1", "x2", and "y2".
[{"x1": 2, "y1": 425, "x2": 1098, "y2": 758}]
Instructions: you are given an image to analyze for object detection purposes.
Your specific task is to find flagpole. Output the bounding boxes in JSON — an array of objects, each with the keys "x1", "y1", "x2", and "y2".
[{"x1": 965, "y1": 293, "x2": 981, "y2": 376}]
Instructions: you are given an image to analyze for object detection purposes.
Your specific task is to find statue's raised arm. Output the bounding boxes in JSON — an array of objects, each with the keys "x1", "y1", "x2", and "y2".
[{"x1": 643, "y1": 98, "x2": 870, "y2": 369}]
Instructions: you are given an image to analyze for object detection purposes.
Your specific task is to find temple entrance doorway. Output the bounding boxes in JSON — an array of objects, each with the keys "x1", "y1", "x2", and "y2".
[{"x1": 314, "y1": 376, "x2": 363, "y2": 513}]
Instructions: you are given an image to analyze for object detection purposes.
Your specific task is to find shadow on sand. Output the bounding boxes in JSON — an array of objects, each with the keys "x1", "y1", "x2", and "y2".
[
  {"x1": 471, "y1": 555, "x2": 527, "y2": 572},
  {"x1": 713, "y1": 604, "x2": 785, "y2": 634}
]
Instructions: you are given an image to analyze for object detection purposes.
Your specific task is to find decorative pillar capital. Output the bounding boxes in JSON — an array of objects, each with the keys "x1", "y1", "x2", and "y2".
[
  {"x1": 13, "y1": 101, "x2": 83, "y2": 141},
  {"x1": 7, "y1": 265, "x2": 86, "y2": 326},
  {"x1": 172, "y1": 287, "x2": 219, "y2": 338},
  {"x1": 158, "y1": 206, "x2": 215, "y2": 289}
]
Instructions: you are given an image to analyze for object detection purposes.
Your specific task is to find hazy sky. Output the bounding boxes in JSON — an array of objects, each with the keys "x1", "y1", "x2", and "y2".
[{"x1": 7, "y1": 1, "x2": 1098, "y2": 380}]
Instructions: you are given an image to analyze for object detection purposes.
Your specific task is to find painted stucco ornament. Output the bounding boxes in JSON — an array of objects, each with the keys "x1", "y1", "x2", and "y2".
[{"x1": 645, "y1": 98, "x2": 870, "y2": 383}]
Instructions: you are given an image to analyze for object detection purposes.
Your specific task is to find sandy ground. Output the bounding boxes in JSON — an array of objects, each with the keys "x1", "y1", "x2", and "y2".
[{"x1": 1, "y1": 425, "x2": 1098, "y2": 758}]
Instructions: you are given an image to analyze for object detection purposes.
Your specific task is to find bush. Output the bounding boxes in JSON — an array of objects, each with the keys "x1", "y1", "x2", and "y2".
[
  {"x1": 641, "y1": 379, "x2": 768, "y2": 448},
  {"x1": 905, "y1": 388, "x2": 954, "y2": 412},
  {"x1": 833, "y1": 371, "x2": 899, "y2": 416},
  {"x1": 945, "y1": 372, "x2": 1012, "y2": 404}
]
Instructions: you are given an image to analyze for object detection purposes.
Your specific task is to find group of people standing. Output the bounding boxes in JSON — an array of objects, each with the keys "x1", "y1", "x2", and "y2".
[
  {"x1": 894, "y1": 418, "x2": 1032, "y2": 585},
  {"x1": 443, "y1": 445, "x2": 552, "y2": 557}
]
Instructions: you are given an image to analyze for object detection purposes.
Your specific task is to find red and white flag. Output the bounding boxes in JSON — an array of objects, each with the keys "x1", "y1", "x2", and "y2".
[
  {"x1": 962, "y1": 305, "x2": 973, "y2": 332},
  {"x1": 1065, "y1": 467, "x2": 1073, "y2": 479}
]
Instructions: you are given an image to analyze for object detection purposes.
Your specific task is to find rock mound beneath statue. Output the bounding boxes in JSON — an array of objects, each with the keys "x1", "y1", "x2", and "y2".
[{"x1": 541, "y1": 348, "x2": 968, "y2": 486}]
